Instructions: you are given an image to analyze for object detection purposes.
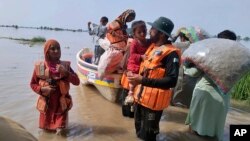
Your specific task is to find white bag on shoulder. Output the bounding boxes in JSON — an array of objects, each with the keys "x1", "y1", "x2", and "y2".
[{"x1": 182, "y1": 38, "x2": 250, "y2": 93}]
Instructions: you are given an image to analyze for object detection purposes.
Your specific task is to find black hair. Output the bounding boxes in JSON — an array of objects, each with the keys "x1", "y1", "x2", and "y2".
[
  {"x1": 131, "y1": 20, "x2": 146, "y2": 35},
  {"x1": 100, "y1": 16, "x2": 109, "y2": 23},
  {"x1": 217, "y1": 30, "x2": 237, "y2": 41},
  {"x1": 179, "y1": 32, "x2": 189, "y2": 41}
]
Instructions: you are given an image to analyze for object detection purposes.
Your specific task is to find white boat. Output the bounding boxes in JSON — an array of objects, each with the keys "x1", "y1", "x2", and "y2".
[{"x1": 76, "y1": 49, "x2": 122, "y2": 102}]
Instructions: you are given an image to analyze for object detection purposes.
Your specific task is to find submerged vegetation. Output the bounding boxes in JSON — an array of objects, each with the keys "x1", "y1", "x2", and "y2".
[
  {"x1": 231, "y1": 72, "x2": 250, "y2": 105},
  {"x1": 0, "y1": 36, "x2": 46, "y2": 47}
]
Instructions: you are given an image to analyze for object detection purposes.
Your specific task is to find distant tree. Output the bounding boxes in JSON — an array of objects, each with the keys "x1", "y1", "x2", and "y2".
[
  {"x1": 243, "y1": 37, "x2": 250, "y2": 41},
  {"x1": 12, "y1": 25, "x2": 18, "y2": 29}
]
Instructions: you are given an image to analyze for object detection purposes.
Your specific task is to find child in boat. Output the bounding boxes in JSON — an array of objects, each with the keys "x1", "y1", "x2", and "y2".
[
  {"x1": 124, "y1": 20, "x2": 150, "y2": 107},
  {"x1": 88, "y1": 16, "x2": 109, "y2": 65}
]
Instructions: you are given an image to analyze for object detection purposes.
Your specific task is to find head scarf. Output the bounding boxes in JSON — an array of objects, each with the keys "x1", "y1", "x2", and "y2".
[
  {"x1": 43, "y1": 39, "x2": 61, "y2": 76},
  {"x1": 115, "y1": 9, "x2": 136, "y2": 26},
  {"x1": 44, "y1": 39, "x2": 61, "y2": 62},
  {"x1": 180, "y1": 26, "x2": 210, "y2": 43}
]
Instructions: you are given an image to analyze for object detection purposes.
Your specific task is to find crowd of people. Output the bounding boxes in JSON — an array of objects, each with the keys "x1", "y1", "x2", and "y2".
[
  {"x1": 23, "y1": 8, "x2": 243, "y2": 141},
  {"x1": 85, "y1": 9, "x2": 241, "y2": 141}
]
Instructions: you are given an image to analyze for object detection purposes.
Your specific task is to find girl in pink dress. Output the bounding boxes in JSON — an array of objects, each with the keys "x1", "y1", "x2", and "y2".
[{"x1": 124, "y1": 20, "x2": 150, "y2": 106}]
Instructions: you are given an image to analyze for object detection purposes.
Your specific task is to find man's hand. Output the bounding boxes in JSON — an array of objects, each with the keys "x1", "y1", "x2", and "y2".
[
  {"x1": 127, "y1": 73, "x2": 143, "y2": 86},
  {"x1": 141, "y1": 55, "x2": 148, "y2": 61}
]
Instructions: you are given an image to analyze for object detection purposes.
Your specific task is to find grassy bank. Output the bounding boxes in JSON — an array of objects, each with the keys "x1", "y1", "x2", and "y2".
[
  {"x1": 0, "y1": 36, "x2": 46, "y2": 46},
  {"x1": 231, "y1": 72, "x2": 250, "y2": 102},
  {"x1": 230, "y1": 72, "x2": 250, "y2": 112}
]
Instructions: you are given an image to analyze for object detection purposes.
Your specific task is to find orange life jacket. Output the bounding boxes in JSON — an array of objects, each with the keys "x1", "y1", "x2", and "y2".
[
  {"x1": 121, "y1": 72, "x2": 130, "y2": 90},
  {"x1": 106, "y1": 20, "x2": 127, "y2": 50},
  {"x1": 35, "y1": 61, "x2": 71, "y2": 95},
  {"x1": 134, "y1": 43, "x2": 181, "y2": 111}
]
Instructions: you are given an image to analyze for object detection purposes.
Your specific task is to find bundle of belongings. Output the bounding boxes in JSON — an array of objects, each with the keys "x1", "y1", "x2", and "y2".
[{"x1": 182, "y1": 38, "x2": 250, "y2": 94}]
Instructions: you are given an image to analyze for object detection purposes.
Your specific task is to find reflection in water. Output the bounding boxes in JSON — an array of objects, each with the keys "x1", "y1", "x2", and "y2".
[{"x1": 1, "y1": 28, "x2": 250, "y2": 141}]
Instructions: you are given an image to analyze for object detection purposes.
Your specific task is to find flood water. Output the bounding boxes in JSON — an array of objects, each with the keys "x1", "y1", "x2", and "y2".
[{"x1": 0, "y1": 28, "x2": 250, "y2": 141}]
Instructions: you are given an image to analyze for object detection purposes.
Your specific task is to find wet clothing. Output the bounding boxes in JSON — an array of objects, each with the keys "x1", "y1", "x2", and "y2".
[
  {"x1": 120, "y1": 88, "x2": 134, "y2": 118},
  {"x1": 30, "y1": 39, "x2": 80, "y2": 131},
  {"x1": 135, "y1": 104, "x2": 162, "y2": 141},
  {"x1": 134, "y1": 43, "x2": 180, "y2": 141},
  {"x1": 31, "y1": 65, "x2": 79, "y2": 130},
  {"x1": 184, "y1": 67, "x2": 230, "y2": 141}
]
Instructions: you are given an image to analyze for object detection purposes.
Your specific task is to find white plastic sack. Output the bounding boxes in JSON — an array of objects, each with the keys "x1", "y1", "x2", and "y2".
[
  {"x1": 98, "y1": 38, "x2": 110, "y2": 51},
  {"x1": 182, "y1": 38, "x2": 250, "y2": 93},
  {"x1": 98, "y1": 47, "x2": 123, "y2": 79}
]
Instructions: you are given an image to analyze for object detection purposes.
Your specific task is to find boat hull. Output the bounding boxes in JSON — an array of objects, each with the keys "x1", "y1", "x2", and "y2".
[{"x1": 76, "y1": 49, "x2": 122, "y2": 102}]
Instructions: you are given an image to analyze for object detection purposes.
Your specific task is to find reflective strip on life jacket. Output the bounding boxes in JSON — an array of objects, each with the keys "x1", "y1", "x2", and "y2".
[
  {"x1": 35, "y1": 61, "x2": 49, "y2": 79},
  {"x1": 134, "y1": 44, "x2": 181, "y2": 111}
]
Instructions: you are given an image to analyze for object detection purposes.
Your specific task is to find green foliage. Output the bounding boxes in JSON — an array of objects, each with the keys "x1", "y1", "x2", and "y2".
[
  {"x1": 0, "y1": 36, "x2": 46, "y2": 47},
  {"x1": 30, "y1": 36, "x2": 46, "y2": 42},
  {"x1": 231, "y1": 72, "x2": 250, "y2": 104},
  {"x1": 243, "y1": 37, "x2": 250, "y2": 41}
]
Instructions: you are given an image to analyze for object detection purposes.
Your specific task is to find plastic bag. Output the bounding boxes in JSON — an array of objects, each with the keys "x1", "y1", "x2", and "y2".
[
  {"x1": 182, "y1": 38, "x2": 250, "y2": 93},
  {"x1": 98, "y1": 38, "x2": 110, "y2": 51},
  {"x1": 98, "y1": 47, "x2": 123, "y2": 78}
]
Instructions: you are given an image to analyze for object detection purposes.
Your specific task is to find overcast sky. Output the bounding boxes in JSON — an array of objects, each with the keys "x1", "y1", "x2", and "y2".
[{"x1": 0, "y1": 0, "x2": 249, "y2": 36}]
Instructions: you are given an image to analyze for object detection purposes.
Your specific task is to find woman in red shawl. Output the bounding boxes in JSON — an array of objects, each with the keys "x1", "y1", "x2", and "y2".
[{"x1": 30, "y1": 39, "x2": 80, "y2": 134}]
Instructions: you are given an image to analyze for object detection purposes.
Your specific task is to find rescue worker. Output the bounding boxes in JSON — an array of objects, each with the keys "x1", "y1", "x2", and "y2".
[{"x1": 127, "y1": 17, "x2": 181, "y2": 141}]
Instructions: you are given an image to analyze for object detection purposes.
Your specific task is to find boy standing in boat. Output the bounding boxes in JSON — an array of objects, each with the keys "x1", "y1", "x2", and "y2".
[{"x1": 88, "y1": 16, "x2": 109, "y2": 65}]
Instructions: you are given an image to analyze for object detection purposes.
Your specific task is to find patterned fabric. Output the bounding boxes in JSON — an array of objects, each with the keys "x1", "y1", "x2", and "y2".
[
  {"x1": 180, "y1": 26, "x2": 210, "y2": 43},
  {"x1": 115, "y1": 9, "x2": 135, "y2": 26}
]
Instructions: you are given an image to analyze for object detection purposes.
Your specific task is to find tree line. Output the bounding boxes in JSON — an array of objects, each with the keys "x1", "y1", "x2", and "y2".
[
  {"x1": 0, "y1": 24, "x2": 88, "y2": 33},
  {"x1": 1, "y1": 24, "x2": 250, "y2": 41}
]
